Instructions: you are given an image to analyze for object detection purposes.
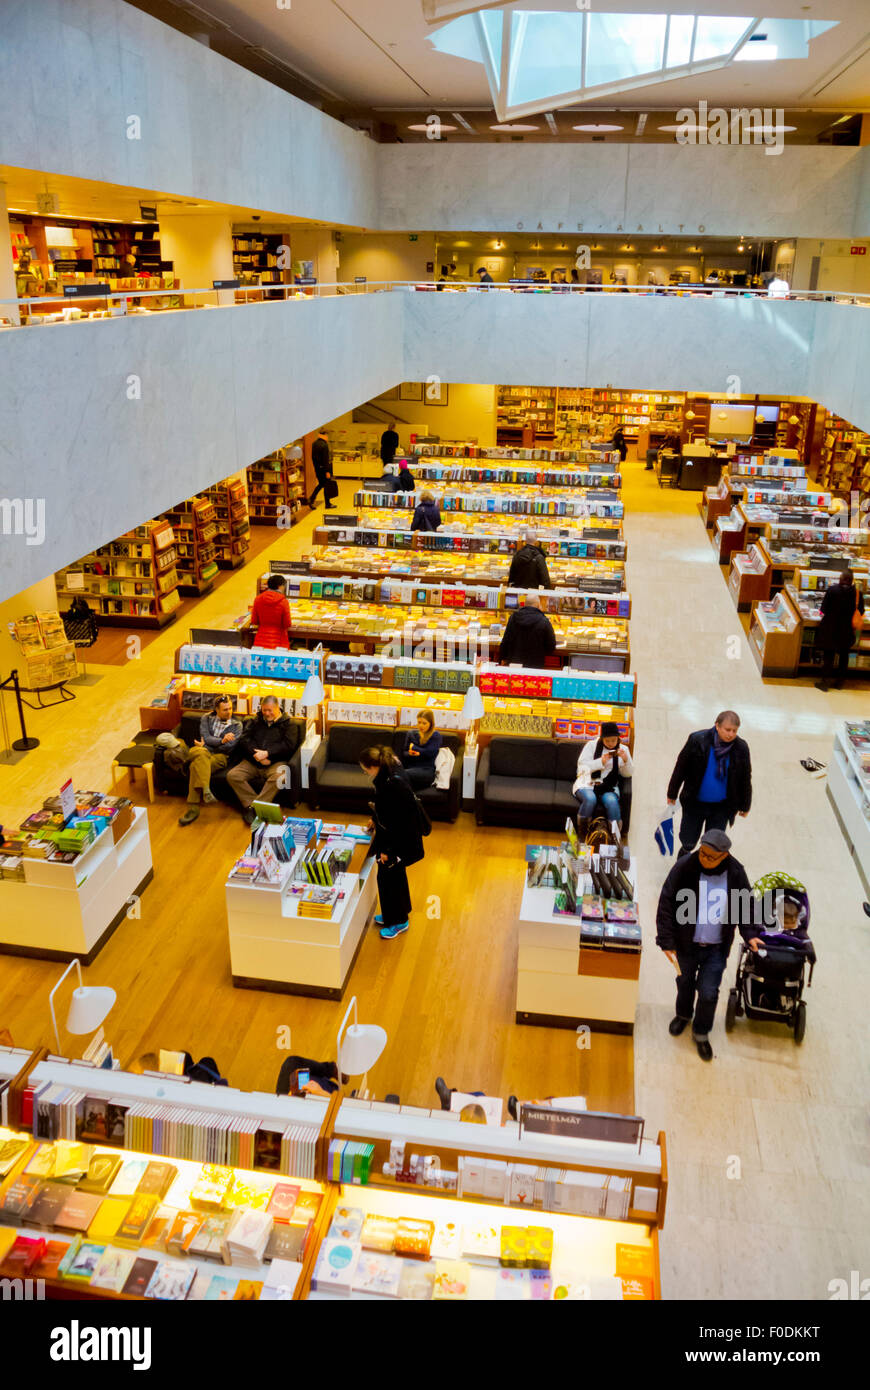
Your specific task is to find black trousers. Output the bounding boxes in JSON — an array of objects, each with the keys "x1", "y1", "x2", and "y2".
[
  {"x1": 377, "y1": 859, "x2": 412, "y2": 927},
  {"x1": 678, "y1": 799, "x2": 730, "y2": 854},
  {"x1": 309, "y1": 465, "x2": 331, "y2": 504},
  {"x1": 402, "y1": 764, "x2": 436, "y2": 790},
  {"x1": 821, "y1": 646, "x2": 851, "y2": 682}
]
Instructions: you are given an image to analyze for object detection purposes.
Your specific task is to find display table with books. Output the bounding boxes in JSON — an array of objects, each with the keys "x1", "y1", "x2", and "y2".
[
  {"x1": 225, "y1": 816, "x2": 377, "y2": 998},
  {"x1": 516, "y1": 835, "x2": 641, "y2": 1033},
  {"x1": 826, "y1": 721, "x2": 870, "y2": 898},
  {"x1": 0, "y1": 792, "x2": 152, "y2": 963}
]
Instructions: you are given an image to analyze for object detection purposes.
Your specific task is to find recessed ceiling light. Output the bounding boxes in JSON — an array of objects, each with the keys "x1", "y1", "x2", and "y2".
[
  {"x1": 572, "y1": 123, "x2": 624, "y2": 133},
  {"x1": 490, "y1": 123, "x2": 540, "y2": 133},
  {"x1": 407, "y1": 122, "x2": 458, "y2": 133}
]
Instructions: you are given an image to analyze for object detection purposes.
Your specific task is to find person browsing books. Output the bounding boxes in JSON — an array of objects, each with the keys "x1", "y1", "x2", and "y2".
[
  {"x1": 394, "y1": 461, "x2": 415, "y2": 494},
  {"x1": 178, "y1": 696, "x2": 242, "y2": 827},
  {"x1": 249, "y1": 574, "x2": 291, "y2": 650},
  {"x1": 380, "y1": 421, "x2": 399, "y2": 465},
  {"x1": 666, "y1": 710, "x2": 752, "y2": 856},
  {"x1": 359, "y1": 745, "x2": 425, "y2": 941},
  {"x1": 410, "y1": 490, "x2": 441, "y2": 533},
  {"x1": 655, "y1": 829, "x2": 755, "y2": 1061},
  {"x1": 401, "y1": 711, "x2": 443, "y2": 790},
  {"x1": 508, "y1": 530, "x2": 552, "y2": 590},
  {"x1": 227, "y1": 696, "x2": 300, "y2": 825},
  {"x1": 814, "y1": 568, "x2": 865, "y2": 692},
  {"x1": 572, "y1": 721, "x2": 633, "y2": 835},
  {"x1": 499, "y1": 593, "x2": 556, "y2": 668}
]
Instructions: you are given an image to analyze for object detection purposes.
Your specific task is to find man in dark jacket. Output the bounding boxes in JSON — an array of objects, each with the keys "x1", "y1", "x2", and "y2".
[
  {"x1": 499, "y1": 593, "x2": 557, "y2": 668},
  {"x1": 380, "y1": 422, "x2": 399, "y2": 466},
  {"x1": 656, "y1": 829, "x2": 759, "y2": 1060},
  {"x1": 308, "y1": 430, "x2": 335, "y2": 509},
  {"x1": 507, "y1": 530, "x2": 552, "y2": 590},
  {"x1": 226, "y1": 696, "x2": 300, "y2": 823},
  {"x1": 667, "y1": 710, "x2": 752, "y2": 856},
  {"x1": 814, "y1": 568, "x2": 865, "y2": 691}
]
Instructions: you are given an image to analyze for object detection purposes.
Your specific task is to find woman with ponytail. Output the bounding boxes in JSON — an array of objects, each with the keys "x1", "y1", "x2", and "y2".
[{"x1": 359, "y1": 745, "x2": 426, "y2": 940}]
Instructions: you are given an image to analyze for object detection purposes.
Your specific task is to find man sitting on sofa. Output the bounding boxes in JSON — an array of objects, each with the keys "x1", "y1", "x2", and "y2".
[
  {"x1": 179, "y1": 695, "x2": 243, "y2": 827},
  {"x1": 227, "y1": 695, "x2": 299, "y2": 825}
]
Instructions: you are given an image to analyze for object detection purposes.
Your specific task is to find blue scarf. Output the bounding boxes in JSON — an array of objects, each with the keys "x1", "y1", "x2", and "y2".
[{"x1": 711, "y1": 729, "x2": 732, "y2": 783}]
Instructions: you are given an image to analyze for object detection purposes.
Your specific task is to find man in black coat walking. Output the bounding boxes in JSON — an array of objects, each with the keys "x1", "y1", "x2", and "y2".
[
  {"x1": 499, "y1": 593, "x2": 556, "y2": 668},
  {"x1": 667, "y1": 710, "x2": 752, "y2": 856},
  {"x1": 308, "y1": 430, "x2": 335, "y2": 510},
  {"x1": 814, "y1": 568, "x2": 865, "y2": 691},
  {"x1": 656, "y1": 829, "x2": 760, "y2": 1060}
]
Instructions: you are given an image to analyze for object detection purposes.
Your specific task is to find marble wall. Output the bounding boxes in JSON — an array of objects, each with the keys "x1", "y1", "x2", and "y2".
[
  {"x1": 379, "y1": 144, "x2": 870, "y2": 239},
  {"x1": 0, "y1": 0, "x2": 377, "y2": 229},
  {"x1": 0, "y1": 294, "x2": 403, "y2": 601}
]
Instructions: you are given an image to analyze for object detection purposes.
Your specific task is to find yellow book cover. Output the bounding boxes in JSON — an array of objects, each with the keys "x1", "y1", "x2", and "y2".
[
  {"x1": 114, "y1": 1193, "x2": 159, "y2": 1247},
  {"x1": 0, "y1": 1227, "x2": 18, "y2": 1265},
  {"x1": 87, "y1": 1196, "x2": 133, "y2": 1244}
]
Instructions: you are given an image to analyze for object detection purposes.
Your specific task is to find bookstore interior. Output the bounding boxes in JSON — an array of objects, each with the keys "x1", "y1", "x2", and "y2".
[{"x1": 2, "y1": 0, "x2": 870, "y2": 1330}]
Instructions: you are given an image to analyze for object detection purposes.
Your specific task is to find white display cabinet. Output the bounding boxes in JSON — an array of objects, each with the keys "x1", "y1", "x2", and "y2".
[
  {"x1": 0, "y1": 809, "x2": 153, "y2": 963},
  {"x1": 827, "y1": 723, "x2": 870, "y2": 898}
]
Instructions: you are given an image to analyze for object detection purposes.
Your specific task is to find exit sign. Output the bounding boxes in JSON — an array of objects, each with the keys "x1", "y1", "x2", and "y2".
[{"x1": 851, "y1": 246, "x2": 866, "y2": 255}]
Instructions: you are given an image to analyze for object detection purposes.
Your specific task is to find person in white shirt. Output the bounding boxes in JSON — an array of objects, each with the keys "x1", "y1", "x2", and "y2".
[
  {"x1": 766, "y1": 275, "x2": 789, "y2": 299},
  {"x1": 572, "y1": 720, "x2": 634, "y2": 830}
]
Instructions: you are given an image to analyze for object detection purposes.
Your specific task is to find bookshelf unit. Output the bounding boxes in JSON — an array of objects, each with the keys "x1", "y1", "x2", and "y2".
[
  {"x1": 496, "y1": 386, "x2": 557, "y2": 444},
  {"x1": 160, "y1": 498, "x2": 219, "y2": 596},
  {"x1": 202, "y1": 476, "x2": 251, "y2": 569},
  {"x1": 814, "y1": 413, "x2": 870, "y2": 496},
  {"x1": 556, "y1": 389, "x2": 685, "y2": 446},
  {"x1": 247, "y1": 450, "x2": 307, "y2": 527},
  {"x1": 56, "y1": 523, "x2": 180, "y2": 630},
  {"x1": 231, "y1": 232, "x2": 290, "y2": 285}
]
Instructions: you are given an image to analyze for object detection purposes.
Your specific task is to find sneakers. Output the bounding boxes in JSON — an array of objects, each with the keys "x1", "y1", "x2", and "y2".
[
  {"x1": 668, "y1": 1016, "x2": 689, "y2": 1036},
  {"x1": 814, "y1": 680, "x2": 829, "y2": 692},
  {"x1": 202, "y1": 789, "x2": 216, "y2": 804},
  {"x1": 693, "y1": 1036, "x2": 713, "y2": 1061},
  {"x1": 374, "y1": 914, "x2": 384, "y2": 926},
  {"x1": 379, "y1": 921, "x2": 408, "y2": 940},
  {"x1": 178, "y1": 806, "x2": 200, "y2": 826}
]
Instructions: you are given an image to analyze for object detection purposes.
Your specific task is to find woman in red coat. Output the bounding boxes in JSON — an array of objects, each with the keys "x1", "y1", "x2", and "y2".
[{"x1": 250, "y1": 574, "x2": 291, "y2": 649}]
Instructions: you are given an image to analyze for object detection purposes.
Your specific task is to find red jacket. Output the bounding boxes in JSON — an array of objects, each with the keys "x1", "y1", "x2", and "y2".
[{"x1": 251, "y1": 588, "x2": 291, "y2": 649}]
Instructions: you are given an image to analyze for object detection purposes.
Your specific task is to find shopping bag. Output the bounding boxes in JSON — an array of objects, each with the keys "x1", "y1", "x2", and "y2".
[{"x1": 654, "y1": 807, "x2": 675, "y2": 857}]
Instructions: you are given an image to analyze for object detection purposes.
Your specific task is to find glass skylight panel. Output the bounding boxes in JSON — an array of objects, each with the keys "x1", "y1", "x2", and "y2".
[
  {"x1": 693, "y1": 16, "x2": 754, "y2": 61},
  {"x1": 507, "y1": 11, "x2": 582, "y2": 107},
  {"x1": 585, "y1": 13, "x2": 666, "y2": 88},
  {"x1": 479, "y1": 8, "x2": 502, "y2": 75},
  {"x1": 665, "y1": 14, "x2": 695, "y2": 68}
]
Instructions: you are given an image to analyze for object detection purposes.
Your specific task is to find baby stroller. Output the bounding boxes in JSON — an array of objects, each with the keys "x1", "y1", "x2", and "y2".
[{"x1": 725, "y1": 872, "x2": 815, "y2": 1045}]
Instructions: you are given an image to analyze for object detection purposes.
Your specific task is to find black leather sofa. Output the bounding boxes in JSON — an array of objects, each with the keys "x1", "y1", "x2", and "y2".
[
  {"x1": 307, "y1": 724, "x2": 463, "y2": 822},
  {"x1": 152, "y1": 713, "x2": 305, "y2": 809},
  {"x1": 474, "y1": 736, "x2": 632, "y2": 832}
]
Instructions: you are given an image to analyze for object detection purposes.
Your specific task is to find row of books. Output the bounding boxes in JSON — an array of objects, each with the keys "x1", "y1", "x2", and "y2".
[
  {"x1": 310, "y1": 545, "x2": 625, "y2": 590},
  {"x1": 321, "y1": 526, "x2": 626, "y2": 561},
  {"x1": 411, "y1": 464, "x2": 619, "y2": 488},
  {"x1": 457, "y1": 1156, "x2": 634, "y2": 1220},
  {"x1": 410, "y1": 445, "x2": 617, "y2": 464}
]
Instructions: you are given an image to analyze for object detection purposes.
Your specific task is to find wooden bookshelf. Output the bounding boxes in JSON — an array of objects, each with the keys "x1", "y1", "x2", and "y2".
[
  {"x1": 247, "y1": 450, "x2": 308, "y2": 526},
  {"x1": 814, "y1": 412, "x2": 870, "y2": 496},
  {"x1": 231, "y1": 232, "x2": 291, "y2": 285},
  {"x1": 160, "y1": 498, "x2": 219, "y2": 596},
  {"x1": 201, "y1": 475, "x2": 251, "y2": 569},
  {"x1": 56, "y1": 523, "x2": 180, "y2": 629}
]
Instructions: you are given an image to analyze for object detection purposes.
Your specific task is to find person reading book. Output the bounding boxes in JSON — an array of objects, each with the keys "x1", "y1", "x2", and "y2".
[
  {"x1": 179, "y1": 696, "x2": 242, "y2": 826},
  {"x1": 400, "y1": 711, "x2": 442, "y2": 790}
]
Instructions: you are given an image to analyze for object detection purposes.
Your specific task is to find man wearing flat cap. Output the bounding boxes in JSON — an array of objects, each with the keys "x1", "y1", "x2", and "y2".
[{"x1": 655, "y1": 829, "x2": 759, "y2": 1061}]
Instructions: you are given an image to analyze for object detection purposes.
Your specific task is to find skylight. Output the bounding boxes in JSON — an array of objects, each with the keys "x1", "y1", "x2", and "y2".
[{"x1": 427, "y1": 8, "x2": 838, "y2": 121}]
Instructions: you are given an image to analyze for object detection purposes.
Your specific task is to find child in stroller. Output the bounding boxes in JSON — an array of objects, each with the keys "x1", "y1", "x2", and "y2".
[{"x1": 726, "y1": 872, "x2": 816, "y2": 1043}]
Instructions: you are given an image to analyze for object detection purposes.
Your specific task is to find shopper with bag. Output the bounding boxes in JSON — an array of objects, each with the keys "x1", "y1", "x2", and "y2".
[
  {"x1": 359, "y1": 745, "x2": 427, "y2": 940},
  {"x1": 308, "y1": 429, "x2": 336, "y2": 509},
  {"x1": 814, "y1": 568, "x2": 865, "y2": 691},
  {"x1": 666, "y1": 710, "x2": 751, "y2": 856}
]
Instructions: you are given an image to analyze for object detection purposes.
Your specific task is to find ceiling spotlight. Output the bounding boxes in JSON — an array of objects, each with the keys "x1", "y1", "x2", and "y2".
[
  {"x1": 490, "y1": 123, "x2": 540, "y2": 133},
  {"x1": 573, "y1": 123, "x2": 624, "y2": 133}
]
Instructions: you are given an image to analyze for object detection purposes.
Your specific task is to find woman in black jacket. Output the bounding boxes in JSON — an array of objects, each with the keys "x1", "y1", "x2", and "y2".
[
  {"x1": 360, "y1": 745, "x2": 425, "y2": 940},
  {"x1": 410, "y1": 490, "x2": 441, "y2": 533},
  {"x1": 814, "y1": 569, "x2": 865, "y2": 691}
]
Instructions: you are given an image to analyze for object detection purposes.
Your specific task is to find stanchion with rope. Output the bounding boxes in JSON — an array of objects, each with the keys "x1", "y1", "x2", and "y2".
[{"x1": 0, "y1": 669, "x2": 40, "y2": 751}]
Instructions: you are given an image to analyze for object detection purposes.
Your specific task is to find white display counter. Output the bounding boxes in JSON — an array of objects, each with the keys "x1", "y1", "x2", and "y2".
[
  {"x1": 826, "y1": 723, "x2": 870, "y2": 898},
  {"x1": 516, "y1": 855, "x2": 640, "y2": 1034},
  {"x1": 226, "y1": 837, "x2": 378, "y2": 999},
  {"x1": 0, "y1": 809, "x2": 153, "y2": 962}
]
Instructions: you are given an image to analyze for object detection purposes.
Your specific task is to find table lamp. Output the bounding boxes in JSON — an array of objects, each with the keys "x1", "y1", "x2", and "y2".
[
  {"x1": 48, "y1": 958, "x2": 116, "y2": 1054},
  {"x1": 301, "y1": 670, "x2": 324, "y2": 740},
  {"x1": 337, "y1": 995, "x2": 387, "y2": 1095},
  {"x1": 462, "y1": 684, "x2": 485, "y2": 752}
]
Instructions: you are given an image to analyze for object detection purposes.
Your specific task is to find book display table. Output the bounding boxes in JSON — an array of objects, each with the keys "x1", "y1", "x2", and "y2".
[
  {"x1": 0, "y1": 809, "x2": 153, "y2": 963},
  {"x1": 827, "y1": 722, "x2": 870, "y2": 899},
  {"x1": 516, "y1": 850, "x2": 640, "y2": 1034},
  {"x1": 226, "y1": 827, "x2": 377, "y2": 999}
]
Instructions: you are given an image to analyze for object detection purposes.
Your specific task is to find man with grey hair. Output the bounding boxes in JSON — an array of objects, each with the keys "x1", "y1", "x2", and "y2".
[
  {"x1": 227, "y1": 695, "x2": 300, "y2": 824},
  {"x1": 499, "y1": 591, "x2": 557, "y2": 668},
  {"x1": 507, "y1": 529, "x2": 552, "y2": 590}
]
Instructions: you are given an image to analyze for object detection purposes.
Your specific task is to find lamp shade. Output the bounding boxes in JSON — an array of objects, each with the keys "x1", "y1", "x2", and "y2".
[
  {"x1": 66, "y1": 985, "x2": 116, "y2": 1035},
  {"x1": 462, "y1": 685, "x2": 485, "y2": 721},
  {"x1": 788, "y1": 414, "x2": 800, "y2": 425},
  {"x1": 301, "y1": 672, "x2": 324, "y2": 709},
  {"x1": 339, "y1": 1023, "x2": 387, "y2": 1076},
  {"x1": 685, "y1": 409, "x2": 696, "y2": 420}
]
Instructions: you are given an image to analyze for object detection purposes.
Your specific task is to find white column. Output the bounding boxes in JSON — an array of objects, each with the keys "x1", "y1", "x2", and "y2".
[{"x1": 0, "y1": 183, "x2": 22, "y2": 326}]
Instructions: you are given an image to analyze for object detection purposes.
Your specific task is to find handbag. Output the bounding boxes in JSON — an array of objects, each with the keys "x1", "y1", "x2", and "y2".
[
  {"x1": 414, "y1": 793, "x2": 432, "y2": 837},
  {"x1": 324, "y1": 475, "x2": 339, "y2": 501},
  {"x1": 852, "y1": 587, "x2": 864, "y2": 633}
]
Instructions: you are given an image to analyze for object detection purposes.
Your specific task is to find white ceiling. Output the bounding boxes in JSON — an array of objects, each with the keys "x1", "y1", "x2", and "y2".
[{"x1": 172, "y1": 0, "x2": 870, "y2": 109}]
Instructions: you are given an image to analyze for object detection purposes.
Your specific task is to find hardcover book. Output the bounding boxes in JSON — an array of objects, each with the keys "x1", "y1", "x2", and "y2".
[
  {"x1": 145, "y1": 1259, "x2": 196, "y2": 1301},
  {"x1": 32, "y1": 1238, "x2": 74, "y2": 1280},
  {"x1": 165, "y1": 1211, "x2": 205, "y2": 1256},
  {"x1": 265, "y1": 1220, "x2": 310, "y2": 1264},
  {"x1": 121, "y1": 1256, "x2": 158, "y2": 1297},
  {"x1": 56, "y1": 1189, "x2": 103, "y2": 1233},
  {"x1": 62, "y1": 1241, "x2": 105, "y2": 1283},
  {"x1": 136, "y1": 1161, "x2": 178, "y2": 1200},
  {"x1": 114, "y1": 1193, "x2": 160, "y2": 1247},
  {"x1": 78, "y1": 1151, "x2": 124, "y2": 1195},
  {"x1": 432, "y1": 1259, "x2": 472, "y2": 1300},
  {"x1": 25, "y1": 1181, "x2": 71, "y2": 1229},
  {"x1": 90, "y1": 1246, "x2": 137, "y2": 1292}
]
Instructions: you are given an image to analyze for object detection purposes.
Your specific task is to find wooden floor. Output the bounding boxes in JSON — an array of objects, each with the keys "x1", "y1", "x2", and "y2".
[{"x1": 0, "y1": 479, "x2": 633, "y2": 1114}]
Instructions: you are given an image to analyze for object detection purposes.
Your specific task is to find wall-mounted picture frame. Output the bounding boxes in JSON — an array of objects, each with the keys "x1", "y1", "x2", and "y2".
[
  {"x1": 425, "y1": 380, "x2": 448, "y2": 406},
  {"x1": 399, "y1": 381, "x2": 423, "y2": 402},
  {"x1": 377, "y1": 385, "x2": 400, "y2": 402}
]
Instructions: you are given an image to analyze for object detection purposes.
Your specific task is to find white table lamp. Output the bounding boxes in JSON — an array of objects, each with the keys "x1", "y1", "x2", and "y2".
[
  {"x1": 301, "y1": 671, "x2": 325, "y2": 738},
  {"x1": 337, "y1": 995, "x2": 387, "y2": 1093},
  {"x1": 462, "y1": 684, "x2": 485, "y2": 751},
  {"x1": 48, "y1": 958, "x2": 116, "y2": 1054}
]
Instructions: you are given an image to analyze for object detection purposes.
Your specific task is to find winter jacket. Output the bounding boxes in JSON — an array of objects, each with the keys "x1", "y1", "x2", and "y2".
[
  {"x1": 655, "y1": 850, "x2": 754, "y2": 956},
  {"x1": 411, "y1": 499, "x2": 442, "y2": 532},
  {"x1": 312, "y1": 437, "x2": 331, "y2": 475},
  {"x1": 815, "y1": 581, "x2": 864, "y2": 652},
  {"x1": 572, "y1": 738, "x2": 634, "y2": 796},
  {"x1": 370, "y1": 764, "x2": 425, "y2": 867},
  {"x1": 508, "y1": 544, "x2": 552, "y2": 590},
  {"x1": 199, "y1": 713, "x2": 243, "y2": 752},
  {"x1": 499, "y1": 606, "x2": 557, "y2": 668},
  {"x1": 233, "y1": 712, "x2": 300, "y2": 768},
  {"x1": 667, "y1": 727, "x2": 752, "y2": 820},
  {"x1": 380, "y1": 429, "x2": 399, "y2": 464},
  {"x1": 250, "y1": 588, "x2": 291, "y2": 650},
  {"x1": 395, "y1": 467, "x2": 415, "y2": 494}
]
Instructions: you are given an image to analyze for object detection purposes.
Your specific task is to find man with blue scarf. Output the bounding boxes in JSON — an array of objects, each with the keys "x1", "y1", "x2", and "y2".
[{"x1": 666, "y1": 710, "x2": 752, "y2": 856}]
